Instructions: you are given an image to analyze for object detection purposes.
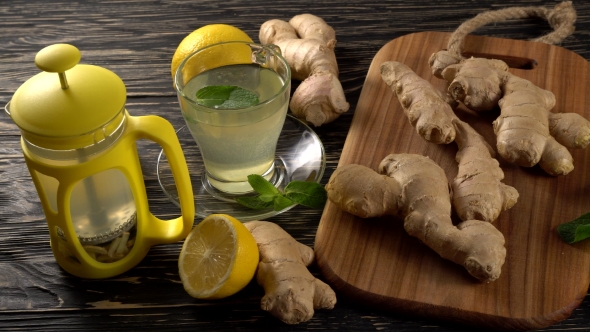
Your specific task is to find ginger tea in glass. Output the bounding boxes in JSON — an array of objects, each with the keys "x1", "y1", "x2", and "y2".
[{"x1": 175, "y1": 42, "x2": 291, "y2": 194}]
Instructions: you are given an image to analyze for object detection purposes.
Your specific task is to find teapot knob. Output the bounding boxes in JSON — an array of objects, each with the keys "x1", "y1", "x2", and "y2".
[{"x1": 35, "y1": 44, "x2": 81, "y2": 89}]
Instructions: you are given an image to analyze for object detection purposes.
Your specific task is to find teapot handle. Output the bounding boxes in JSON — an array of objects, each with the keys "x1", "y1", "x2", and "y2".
[{"x1": 127, "y1": 115, "x2": 195, "y2": 243}]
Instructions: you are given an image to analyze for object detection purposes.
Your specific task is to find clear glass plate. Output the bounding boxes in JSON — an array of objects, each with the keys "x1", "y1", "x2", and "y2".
[{"x1": 156, "y1": 115, "x2": 326, "y2": 222}]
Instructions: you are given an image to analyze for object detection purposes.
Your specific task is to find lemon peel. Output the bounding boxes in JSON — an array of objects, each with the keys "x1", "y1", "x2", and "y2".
[{"x1": 171, "y1": 24, "x2": 253, "y2": 85}]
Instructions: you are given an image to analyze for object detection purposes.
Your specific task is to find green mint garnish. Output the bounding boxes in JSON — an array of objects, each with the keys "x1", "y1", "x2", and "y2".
[
  {"x1": 558, "y1": 212, "x2": 590, "y2": 244},
  {"x1": 246, "y1": 173, "x2": 281, "y2": 196},
  {"x1": 284, "y1": 180, "x2": 328, "y2": 209},
  {"x1": 233, "y1": 196, "x2": 273, "y2": 210},
  {"x1": 195, "y1": 85, "x2": 259, "y2": 109},
  {"x1": 273, "y1": 195, "x2": 296, "y2": 211},
  {"x1": 235, "y1": 174, "x2": 327, "y2": 211}
]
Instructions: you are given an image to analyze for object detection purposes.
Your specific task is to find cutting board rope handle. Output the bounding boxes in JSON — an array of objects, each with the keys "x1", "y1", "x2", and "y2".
[{"x1": 446, "y1": 1, "x2": 576, "y2": 62}]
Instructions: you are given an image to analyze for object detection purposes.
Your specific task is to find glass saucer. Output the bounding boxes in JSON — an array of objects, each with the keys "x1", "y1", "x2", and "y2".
[{"x1": 156, "y1": 114, "x2": 326, "y2": 221}]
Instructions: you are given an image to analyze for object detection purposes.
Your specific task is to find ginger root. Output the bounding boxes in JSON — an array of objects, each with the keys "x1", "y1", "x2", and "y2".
[
  {"x1": 452, "y1": 119, "x2": 519, "y2": 221},
  {"x1": 260, "y1": 13, "x2": 349, "y2": 126},
  {"x1": 243, "y1": 220, "x2": 336, "y2": 324},
  {"x1": 380, "y1": 61, "x2": 518, "y2": 222},
  {"x1": 380, "y1": 60, "x2": 456, "y2": 144},
  {"x1": 326, "y1": 154, "x2": 506, "y2": 282},
  {"x1": 439, "y1": 56, "x2": 590, "y2": 176}
]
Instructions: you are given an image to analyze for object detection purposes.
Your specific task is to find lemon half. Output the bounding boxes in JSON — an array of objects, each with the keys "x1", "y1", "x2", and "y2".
[
  {"x1": 178, "y1": 214, "x2": 259, "y2": 300},
  {"x1": 171, "y1": 24, "x2": 253, "y2": 84}
]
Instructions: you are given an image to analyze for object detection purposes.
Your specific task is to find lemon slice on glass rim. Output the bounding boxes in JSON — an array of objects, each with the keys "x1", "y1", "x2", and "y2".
[{"x1": 171, "y1": 24, "x2": 253, "y2": 84}]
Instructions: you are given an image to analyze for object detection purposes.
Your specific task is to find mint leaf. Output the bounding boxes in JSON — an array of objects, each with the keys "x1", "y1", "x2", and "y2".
[
  {"x1": 285, "y1": 181, "x2": 327, "y2": 209},
  {"x1": 235, "y1": 196, "x2": 273, "y2": 210},
  {"x1": 195, "y1": 85, "x2": 233, "y2": 107},
  {"x1": 558, "y1": 212, "x2": 590, "y2": 244},
  {"x1": 258, "y1": 194, "x2": 276, "y2": 202},
  {"x1": 221, "y1": 87, "x2": 259, "y2": 108},
  {"x1": 234, "y1": 174, "x2": 327, "y2": 212},
  {"x1": 247, "y1": 174, "x2": 280, "y2": 196},
  {"x1": 196, "y1": 85, "x2": 259, "y2": 109},
  {"x1": 273, "y1": 195, "x2": 294, "y2": 211}
]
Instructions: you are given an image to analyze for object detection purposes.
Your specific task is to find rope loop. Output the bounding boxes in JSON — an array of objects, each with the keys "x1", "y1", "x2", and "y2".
[{"x1": 446, "y1": 1, "x2": 576, "y2": 60}]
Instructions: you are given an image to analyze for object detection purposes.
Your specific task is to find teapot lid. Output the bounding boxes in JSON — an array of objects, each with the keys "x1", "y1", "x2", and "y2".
[{"x1": 8, "y1": 44, "x2": 126, "y2": 148}]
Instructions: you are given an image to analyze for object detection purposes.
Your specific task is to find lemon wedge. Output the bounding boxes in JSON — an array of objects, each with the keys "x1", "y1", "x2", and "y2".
[{"x1": 178, "y1": 214, "x2": 259, "y2": 299}]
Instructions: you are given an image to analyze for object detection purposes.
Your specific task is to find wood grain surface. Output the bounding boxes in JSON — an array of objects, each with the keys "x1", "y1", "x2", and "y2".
[
  {"x1": 315, "y1": 31, "x2": 590, "y2": 331},
  {"x1": 2, "y1": 0, "x2": 590, "y2": 331}
]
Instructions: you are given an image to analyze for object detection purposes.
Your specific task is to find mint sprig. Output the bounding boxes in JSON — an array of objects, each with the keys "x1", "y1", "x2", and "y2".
[
  {"x1": 283, "y1": 180, "x2": 328, "y2": 209},
  {"x1": 557, "y1": 212, "x2": 590, "y2": 244},
  {"x1": 196, "y1": 85, "x2": 259, "y2": 109},
  {"x1": 235, "y1": 174, "x2": 327, "y2": 211}
]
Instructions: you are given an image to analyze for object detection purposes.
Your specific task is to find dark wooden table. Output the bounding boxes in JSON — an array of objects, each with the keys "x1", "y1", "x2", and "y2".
[{"x1": 2, "y1": 0, "x2": 590, "y2": 331}]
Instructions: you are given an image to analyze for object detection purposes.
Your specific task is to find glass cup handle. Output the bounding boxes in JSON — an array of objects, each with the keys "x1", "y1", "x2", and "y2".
[
  {"x1": 127, "y1": 115, "x2": 195, "y2": 243},
  {"x1": 252, "y1": 44, "x2": 282, "y2": 70}
]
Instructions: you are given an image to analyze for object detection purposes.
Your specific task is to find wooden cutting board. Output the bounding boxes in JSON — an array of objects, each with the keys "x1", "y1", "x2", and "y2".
[{"x1": 315, "y1": 31, "x2": 590, "y2": 331}]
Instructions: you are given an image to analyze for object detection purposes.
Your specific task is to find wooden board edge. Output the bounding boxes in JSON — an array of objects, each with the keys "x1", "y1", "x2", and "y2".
[{"x1": 315, "y1": 210, "x2": 586, "y2": 331}]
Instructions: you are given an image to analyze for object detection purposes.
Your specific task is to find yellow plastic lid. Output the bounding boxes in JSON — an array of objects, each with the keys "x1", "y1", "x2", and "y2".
[{"x1": 9, "y1": 44, "x2": 127, "y2": 149}]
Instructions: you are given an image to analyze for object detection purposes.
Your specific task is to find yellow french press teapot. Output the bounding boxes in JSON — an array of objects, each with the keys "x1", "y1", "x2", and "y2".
[{"x1": 5, "y1": 44, "x2": 195, "y2": 279}]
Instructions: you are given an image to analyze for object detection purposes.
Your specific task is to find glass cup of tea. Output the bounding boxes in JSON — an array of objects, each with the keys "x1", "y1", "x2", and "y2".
[{"x1": 174, "y1": 41, "x2": 291, "y2": 194}]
